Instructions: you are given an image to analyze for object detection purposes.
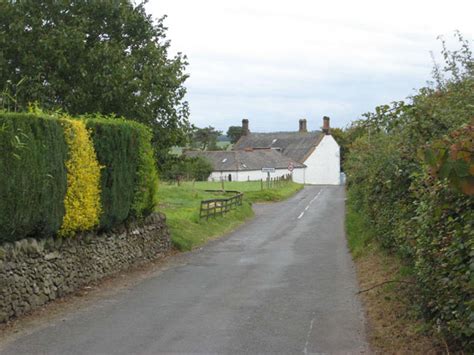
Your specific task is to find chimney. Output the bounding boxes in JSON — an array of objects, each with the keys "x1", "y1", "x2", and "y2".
[
  {"x1": 322, "y1": 116, "x2": 330, "y2": 135},
  {"x1": 242, "y1": 119, "x2": 250, "y2": 136},
  {"x1": 299, "y1": 119, "x2": 307, "y2": 133}
]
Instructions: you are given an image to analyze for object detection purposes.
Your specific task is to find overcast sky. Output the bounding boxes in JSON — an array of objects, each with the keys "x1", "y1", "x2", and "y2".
[{"x1": 145, "y1": 0, "x2": 474, "y2": 132}]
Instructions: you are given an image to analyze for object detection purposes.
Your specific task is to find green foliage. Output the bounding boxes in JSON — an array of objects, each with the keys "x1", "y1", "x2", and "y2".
[
  {"x1": 345, "y1": 33, "x2": 474, "y2": 350},
  {"x1": 86, "y1": 116, "x2": 158, "y2": 229},
  {"x1": 410, "y1": 175, "x2": 473, "y2": 346},
  {"x1": 191, "y1": 126, "x2": 222, "y2": 150},
  {"x1": 130, "y1": 122, "x2": 159, "y2": 219},
  {"x1": 0, "y1": 112, "x2": 158, "y2": 241},
  {"x1": 329, "y1": 127, "x2": 348, "y2": 171},
  {"x1": 422, "y1": 123, "x2": 473, "y2": 195},
  {"x1": 0, "y1": 113, "x2": 68, "y2": 242},
  {"x1": 345, "y1": 190, "x2": 376, "y2": 258},
  {"x1": 226, "y1": 126, "x2": 243, "y2": 144},
  {"x1": 0, "y1": 0, "x2": 190, "y2": 159},
  {"x1": 160, "y1": 156, "x2": 213, "y2": 181}
]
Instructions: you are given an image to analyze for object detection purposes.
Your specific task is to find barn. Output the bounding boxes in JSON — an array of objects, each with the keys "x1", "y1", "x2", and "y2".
[
  {"x1": 233, "y1": 116, "x2": 341, "y2": 185},
  {"x1": 185, "y1": 149, "x2": 305, "y2": 182}
]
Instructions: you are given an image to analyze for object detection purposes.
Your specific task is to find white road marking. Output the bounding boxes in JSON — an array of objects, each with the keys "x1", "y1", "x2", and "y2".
[
  {"x1": 297, "y1": 189, "x2": 324, "y2": 220},
  {"x1": 303, "y1": 314, "x2": 316, "y2": 354}
]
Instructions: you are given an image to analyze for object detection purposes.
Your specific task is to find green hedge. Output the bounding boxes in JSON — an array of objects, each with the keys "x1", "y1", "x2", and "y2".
[
  {"x1": 411, "y1": 176, "x2": 473, "y2": 346},
  {"x1": 86, "y1": 116, "x2": 158, "y2": 230},
  {"x1": 343, "y1": 35, "x2": 473, "y2": 347},
  {"x1": 0, "y1": 113, "x2": 158, "y2": 242},
  {"x1": 0, "y1": 113, "x2": 68, "y2": 243}
]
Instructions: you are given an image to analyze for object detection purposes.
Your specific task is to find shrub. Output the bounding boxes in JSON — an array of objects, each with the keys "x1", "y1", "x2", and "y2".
[
  {"x1": 160, "y1": 156, "x2": 213, "y2": 181},
  {"x1": 129, "y1": 122, "x2": 158, "y2": 218},
  {"x1": 344, "y1": 36, "x2": 473, "y2": 349},
  {"x1": 59, "y1": 118, "x2": 101, "y2": 236},
  {"x1": 0, "y1": 113, "x2": 68, "y2": 242},
  {"x1": 86, "y1": 116, "x2": 158, "y2": 228},
  {"x1": 411, "y1": 175, "x2": 473, "y2": 348},
  {"x1": 0, "y1": 112, "x2": 158, "y2": 242}
]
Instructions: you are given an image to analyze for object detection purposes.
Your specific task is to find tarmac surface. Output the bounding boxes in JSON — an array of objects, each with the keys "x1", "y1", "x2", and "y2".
[{"x1": 0, "y1": 185, "x2": 368, "y2": 354}]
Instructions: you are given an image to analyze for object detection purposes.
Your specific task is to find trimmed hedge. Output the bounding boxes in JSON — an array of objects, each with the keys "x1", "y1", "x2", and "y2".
[
  {"x1": 85, "y1": 119, "x2": 140, "y2": 230},
  {"x1": 0, "y1": 113, "x2": 158, "y2": 242},
  {"x1": 85, "y1": 117, "x2": 158, "y2": 230},
  {"x1": 0, "y1": 113, "x2": 68, "y2": 242}
]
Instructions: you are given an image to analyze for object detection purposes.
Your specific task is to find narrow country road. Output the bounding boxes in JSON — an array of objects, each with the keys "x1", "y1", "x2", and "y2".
[{"x1": 0, "y1": 186, "x2": 368, "y2": 354}]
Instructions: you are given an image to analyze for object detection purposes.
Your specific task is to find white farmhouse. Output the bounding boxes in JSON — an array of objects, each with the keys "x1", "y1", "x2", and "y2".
[
  {"x1": 185, "y1": 149, "x2": 305, "y2": 182},
  {"x1": 233, "y1": 117, "x2": 340, "y2": 185}
]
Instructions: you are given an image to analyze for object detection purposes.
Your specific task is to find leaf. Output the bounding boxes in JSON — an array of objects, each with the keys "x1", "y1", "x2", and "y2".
[
  {"x1": 424, "y1": 148, "x2": 437, "y2": 166},
  {"x1": 453, "y1": 160, "x2": 470, "y2": 177},
  {"x1": 438, "y1": 160, "x2": 453, "y2": 179}
]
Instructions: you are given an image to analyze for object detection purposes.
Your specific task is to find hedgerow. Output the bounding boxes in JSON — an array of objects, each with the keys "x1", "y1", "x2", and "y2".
[
  {"x1": 0, "y1": 112, "x2": 158, "y2": 242},
  {"x1": 59, "y1": 118, "x2": 101, "y2": 236},
  {"x1": 344, "y1": 34, "x2": 473, "y2": 350},
  {"x1": 0, "y1": 113, "x2": 68, "y2": 243},
  {"x1": 85, "y1": 116, "x2": 158, "y2": 229},
  {"x1": 129, "y1": 122, "x2": 158, "y2": 218}
]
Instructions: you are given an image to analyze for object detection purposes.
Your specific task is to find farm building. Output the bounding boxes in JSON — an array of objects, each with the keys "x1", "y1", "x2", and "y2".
[
  {"x1": 186, "y1": 116, "x2": 341, "y2": 185},
  {"x1": 185, "y1": 149, "x2": 305, "y2": 182},
  {"x1": 233, "y1": 117, "x2": 341, "y2": 185}
]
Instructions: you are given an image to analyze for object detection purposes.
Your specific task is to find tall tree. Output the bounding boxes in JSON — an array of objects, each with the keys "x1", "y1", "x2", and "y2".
[
  {"x1": 226, "y1": 125, "x2": 243, "y2": 144},
  {"x1": 0, "y1": 0, "x2": 190, "y2": 158},
  {"x1": 191, "y1": 126, "x2": 221, "y2": 150}
]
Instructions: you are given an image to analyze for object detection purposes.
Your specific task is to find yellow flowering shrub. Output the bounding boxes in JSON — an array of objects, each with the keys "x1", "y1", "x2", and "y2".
[{"x1": 59, "y1": 119, "x2": 101, "y2": 236}]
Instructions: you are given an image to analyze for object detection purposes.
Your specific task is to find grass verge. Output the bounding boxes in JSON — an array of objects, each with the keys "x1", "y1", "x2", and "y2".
[
  {"x1": 157, "y1": 181, "x2": 303, "y2": 251},
  {"x1": 346, "y1": 199, "x2": 442, "y2": 353}
]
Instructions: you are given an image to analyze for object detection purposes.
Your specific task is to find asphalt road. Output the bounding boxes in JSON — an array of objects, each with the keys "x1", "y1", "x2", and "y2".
[{"x1": 0, "y1": 185, "x2": 368, "y2": 354}]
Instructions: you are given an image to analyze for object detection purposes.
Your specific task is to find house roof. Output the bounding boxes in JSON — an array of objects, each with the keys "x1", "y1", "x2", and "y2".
[
  {"x1": 185, "y1": 149, "x2": 305, "y2": 172},
  {"x1": 233, "y1": 131, "x2": 324, "y2": 163}
]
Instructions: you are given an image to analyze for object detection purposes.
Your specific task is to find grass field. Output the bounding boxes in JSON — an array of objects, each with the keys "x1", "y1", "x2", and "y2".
[{"x1": 157, "y1": 180, "x2": 303, "y2": 250}]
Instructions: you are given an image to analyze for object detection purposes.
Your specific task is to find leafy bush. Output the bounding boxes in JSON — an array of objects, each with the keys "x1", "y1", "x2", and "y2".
[
  {"x1": 160, "y1": 155, "x2": 213, "y2": 181},
  {"x1": 0, "y1": 113, "x2": 68, "y2": 242},
  {"x1": 59, "y1": 118, "x2": 101, "y2": 236},
  {"x1": 344, "y1": 34, "x2": 473, "y2": 350},
  {"x1": 411, "y1": 174, "x2": 473, "y2": 346}
]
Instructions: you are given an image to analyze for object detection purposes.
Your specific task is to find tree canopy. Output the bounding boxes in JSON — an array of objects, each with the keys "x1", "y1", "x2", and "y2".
[
  {"x1": 226, "y1": 125, "x2": 243, "y2": 144},
  {"x1": 191, "y1": 126, "x2": 222, "y2": 150},
  {"x1": 0, "y1": 0, "x2": 190, "y2": 157}
]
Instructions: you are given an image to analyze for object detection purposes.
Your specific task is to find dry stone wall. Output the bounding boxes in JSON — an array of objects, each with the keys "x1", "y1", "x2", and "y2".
[{"x1": 0, "y1": 212, "x2": 170, "y2": 323}]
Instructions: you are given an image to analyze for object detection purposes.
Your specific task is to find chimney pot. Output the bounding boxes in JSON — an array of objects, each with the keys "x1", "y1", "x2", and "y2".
[
  {"x1": 322, "y1": 116, "x2": 330, "y2": 135},
  {"x1": 242, "y1": 119, "x2": 250, "y2": 136},
  {"x1": 299, "y1": 119, "x2": 307, "y2": 133}
]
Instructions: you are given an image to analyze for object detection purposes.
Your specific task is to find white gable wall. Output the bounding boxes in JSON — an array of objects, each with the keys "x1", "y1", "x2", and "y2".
[{"x1": 293, "y1": 135, "x2": 340, "y2": 185}]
